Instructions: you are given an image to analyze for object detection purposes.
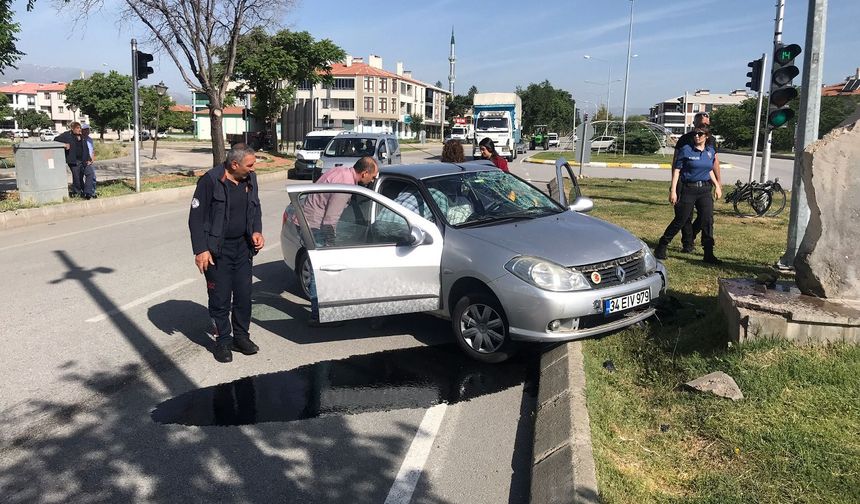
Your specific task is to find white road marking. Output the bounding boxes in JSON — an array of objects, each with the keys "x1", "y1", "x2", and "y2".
[
  {"x1": 86, "y1": 278, "x2": 196, "y2": 323},
  {"x1": 0, "y1": 209, "x2": 184, "y2": 252},
  {"x1": 384, "y1": 403, "x2": 448, "y2": 504}
]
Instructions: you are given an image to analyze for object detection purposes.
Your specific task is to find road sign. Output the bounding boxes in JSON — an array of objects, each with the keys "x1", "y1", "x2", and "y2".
[{"x1": 403, "y1": 115, "x2": 412, "y2": 125}]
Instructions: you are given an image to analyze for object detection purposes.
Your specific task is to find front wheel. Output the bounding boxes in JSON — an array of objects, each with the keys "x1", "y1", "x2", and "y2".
[
  {"x1": 766, "y1": 185, "x2": 787, "y2": 216},
  {"x1": 452, "y1": 292, "x2": 517, "y2": 363}
]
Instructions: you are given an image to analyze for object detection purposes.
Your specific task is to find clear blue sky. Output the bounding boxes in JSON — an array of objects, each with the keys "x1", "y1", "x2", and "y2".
[{"x1": 8, "y1": 0, "x2": 859, "y2": 113}]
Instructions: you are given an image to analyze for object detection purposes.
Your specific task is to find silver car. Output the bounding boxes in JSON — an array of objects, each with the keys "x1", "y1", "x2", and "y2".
[
  {"x1": 281, "y1": 159, "x2": 667, "y2": 363},
  {"x1": 314, "y1": 131, "x2": 401, "y2": 181}
]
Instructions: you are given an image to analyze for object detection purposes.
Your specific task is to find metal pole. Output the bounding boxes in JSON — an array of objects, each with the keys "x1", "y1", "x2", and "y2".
[
  {"x1": 152, "y1": 93, "x2": 162, "y2": 160},
  {"x1": 779, "y1": 0, "x2": 827, "y2": 268},
  {"x1": 131, "y1": 39, "x2": 141, "y2": 193},
  {"x1": 749, "y1": 53, "x2": 768, "y2": 183},
  {"x1": 621, "y1": 0, "x2": 634, "y2": 157},
  {"x1": 572, "y1": 101, "x2": 577, "y2": 150},
  {"x1": 683, "y1": 91, "x2": 688, "y2": 133},
  {"x1": 605, "y1": 64, "x2": 612, "y2": 137},
  {"x1": 761, "y1": 0, "x2": 785, "y2": 183}
]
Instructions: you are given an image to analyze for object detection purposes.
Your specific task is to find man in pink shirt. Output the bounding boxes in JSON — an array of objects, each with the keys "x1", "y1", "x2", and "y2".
[{"x1": 303, "y1": 156, "x2": 379, "y2": 245}]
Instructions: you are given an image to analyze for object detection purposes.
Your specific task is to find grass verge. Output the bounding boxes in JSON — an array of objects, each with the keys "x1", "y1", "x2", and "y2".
[
  {"x1": 532, "y1": 151, "x2": 672, "y2": 164},
  {"x1": 579, "y1": 178, "x2": 859, "y2": 503},
  {"x1": 0, "y1": 153, "x2": 292, "y2": 212}
]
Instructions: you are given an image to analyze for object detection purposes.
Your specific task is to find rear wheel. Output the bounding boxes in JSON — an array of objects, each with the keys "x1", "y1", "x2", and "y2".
[
  {"x1": 766, "y1": 184, "x2": 787, "y2": 216},
  {"x1": 452, "y1": 292, "x2": 518, "y2": 363},
  {"x1": 296, "y1": 251, "x2": 313, "y2": 300}
]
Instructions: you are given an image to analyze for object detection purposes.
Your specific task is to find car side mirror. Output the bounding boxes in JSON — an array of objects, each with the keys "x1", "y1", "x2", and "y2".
[
  {"x1": 568, "y1": 197, "x2": 594, "y2": 213},
  {"x1": 380, "y1": 151, "x2": 388, "y2": 160},
  {"x1": 398, "y1": 225, "x2": 431, "y2": 247}
]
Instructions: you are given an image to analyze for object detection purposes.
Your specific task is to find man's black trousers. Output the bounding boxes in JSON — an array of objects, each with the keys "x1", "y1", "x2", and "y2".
[
  {"x1": 660, "y1": 183, "x2": 715, "y2": 248},
  {"x1": 204, "y1": 237, "x2": 253, "y2": 344},
  {"x1": 68, "y1": 162, "x2": 96, "y2": 197}
]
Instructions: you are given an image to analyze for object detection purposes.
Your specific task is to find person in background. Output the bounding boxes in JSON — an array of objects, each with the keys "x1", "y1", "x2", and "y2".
[
  {"x1": 54, "y1": 122, "x2": 93, "y2": 198},
  {"x1": 655, "y1": 124, "x2": 723, "y2": 264},
  {"x1": 188, "y1": 143, "x2": 264, "y2": 363},
  {"x1": 81, "y1": 123, "x2": 97, "y2": 198},
  {"x1": 673, "y1": 112, "x2": 721, "y2": 253},
  {"x1": 478, "y1": 137, "x2": 509, "y2": 172},
  {"x1": 441, "y1": 139, "x2": 465, "y2": 163}
]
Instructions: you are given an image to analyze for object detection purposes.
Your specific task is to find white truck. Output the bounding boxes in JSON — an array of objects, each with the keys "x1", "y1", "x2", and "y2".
[
  {"x1": 449, "y1": 123, "x2": 472, "y2": 143},
  {"x1": 471, "y1": 93, "x2": 523, "y2": 161}
]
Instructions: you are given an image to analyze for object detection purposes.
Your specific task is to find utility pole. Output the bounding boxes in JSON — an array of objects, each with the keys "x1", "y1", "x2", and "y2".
[
  {"x1": 131, "y1": 39, "x2": 141, "y2": 193},
  {"x1": 621, "y1": 0, "x2": 635, "y2": 157},
  {"x1": 760, "y1": 0, "x2": 785, "y2": 183},
  {"x1": 779, "y1": 0, "x2": 827, "y2": 268},
  {"x1": 748, "y1": 53, "x2": 767, "y2": 183}
]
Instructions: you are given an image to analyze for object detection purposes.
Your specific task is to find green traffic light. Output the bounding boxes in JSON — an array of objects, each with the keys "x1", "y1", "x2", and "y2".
[{"x1": 769, "y1": 109, "x2": 794, "y2": 128}]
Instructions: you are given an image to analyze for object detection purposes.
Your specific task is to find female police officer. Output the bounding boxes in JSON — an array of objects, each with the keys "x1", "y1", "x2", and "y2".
[{"x1": 654, "y1": 124, "x2": 723, "y2": 264}]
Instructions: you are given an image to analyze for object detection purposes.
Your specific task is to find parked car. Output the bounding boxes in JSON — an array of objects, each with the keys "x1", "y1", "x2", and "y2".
[
  {"x1": 547, "y1": 132, "x2": 560, "y2": 148},
  {"x1": 132, "y1": 130, "x2": 152, "y2": 141},
  {"x1": 314, "y1": 131, "x2": 401, "y2": 181},
  {"x1": 290, "y1": 129, "x2": 343, "y2": 180},
  {"x1": 515, "y1": 140, "x2": 527, "y2": 154},
  {"x1": 590, "y1": 135, "x2": 616, "y2": 151},
  {"x1": 40, "y1": 129, "x2": 58, "y2": 141},
  {"x1": 281, "y1": 159, "x2": 667, "y2": 363}
]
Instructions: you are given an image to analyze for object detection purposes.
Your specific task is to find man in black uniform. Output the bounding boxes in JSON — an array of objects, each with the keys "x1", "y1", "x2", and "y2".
[
  {"x1": 673, "y1": 112, "x2": 721, "y2": 253},
  {"x1": 54, "y1": 122, "x2": 93, "y2": 198},
  {"x1": 189, "y1": 144, "x2": 265, "y2": 363}
]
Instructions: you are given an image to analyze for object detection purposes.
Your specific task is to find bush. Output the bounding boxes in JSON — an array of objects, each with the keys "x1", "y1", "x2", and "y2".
[{"x1": 624, "y1": 129, "x2": 660, "y2": 154}]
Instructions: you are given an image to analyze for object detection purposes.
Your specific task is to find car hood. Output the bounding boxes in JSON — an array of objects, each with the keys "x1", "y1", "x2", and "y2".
[
  {"x1": 297, "y1": 149, "x2": 323, "y2": 161},
  {"x1": 456, "y1": 211, "x2": 643, "y2": 267}
]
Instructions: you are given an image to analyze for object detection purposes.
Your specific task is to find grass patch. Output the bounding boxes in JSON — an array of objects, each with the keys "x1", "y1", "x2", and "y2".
[
  {"x1": 578, "y1": 178, "x2": 860, "y2": 503},
  {"x1": 532, "y1": 151, "x2": 672, "y2": 164},
  {"x1": 0, "y1": 152, "x2": 292, "y2": 212},
  {"x1": 94, "y1": 141, "x2": 129, "y2": 160}
]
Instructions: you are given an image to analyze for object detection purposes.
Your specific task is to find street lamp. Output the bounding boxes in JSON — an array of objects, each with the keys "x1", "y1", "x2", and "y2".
[
  {"x1": 621, "y1": 0, "x2": 636, "y2": 156},
  {"x1": 69, "y1": 104, "x2": 77, "y2": 123},
  {"x1": 152, "y1": 81, "x2": 168, "y2": 160},
  {"x1": 583, "y1": 55, "x2": 619, "y2": 137}
]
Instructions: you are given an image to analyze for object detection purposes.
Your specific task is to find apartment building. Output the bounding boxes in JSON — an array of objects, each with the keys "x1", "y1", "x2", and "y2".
[
  {"x1": 650, "y1": 89, "x2": 750, "y2": 136},
  {"x1": 294, "y1": 55, "x2": 450, "y2": 140},
  {"x1": 0, "y1": 80, "x2": 85, "y2": 131}
]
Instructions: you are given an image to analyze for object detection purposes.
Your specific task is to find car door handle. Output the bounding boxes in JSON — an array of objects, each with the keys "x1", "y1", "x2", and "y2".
[{"x1": 320, "y1": 265, "x2": 348, "y2": 272}]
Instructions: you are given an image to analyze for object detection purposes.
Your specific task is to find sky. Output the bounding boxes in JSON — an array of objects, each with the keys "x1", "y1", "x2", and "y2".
[{"x1": 7, "y1": 0, "x2": 859, "y2": 114}]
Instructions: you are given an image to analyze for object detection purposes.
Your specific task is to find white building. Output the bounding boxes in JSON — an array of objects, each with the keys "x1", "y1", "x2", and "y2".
[
  {"x1": 0, "y1": 80, "x2": 86, "y2": 131},
  {"x1": 294, "y1": 55, "x2": 450, "y2": 140},
  {"x1": 650, "y1": 89, "x2": 751, "y2": 136}
]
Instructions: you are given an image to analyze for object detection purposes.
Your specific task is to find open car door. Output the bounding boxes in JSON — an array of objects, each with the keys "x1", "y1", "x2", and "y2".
[
  {"x1": 547, "y1": 158, "x2": 594, "y2": 213},
  {"x1": 286, "y1": 184, "x2": 444, "y2": 323}
]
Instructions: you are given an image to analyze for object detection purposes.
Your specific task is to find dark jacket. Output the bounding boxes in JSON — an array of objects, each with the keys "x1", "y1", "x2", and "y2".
[
  {"x1": 188, "y1": 164, "x2": 262, "y2": 257},
  {"x1": 54, "y1": 131, "x2": 91, "y2": 166}
]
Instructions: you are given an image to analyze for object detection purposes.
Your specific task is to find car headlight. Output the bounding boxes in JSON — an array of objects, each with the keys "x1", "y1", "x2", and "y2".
[
  {"x1": 641, "y1": 241, "x2": 658, "y2": 272},
  {"x1": 505, "y1": 256, "x2": 590, "y2": 292}
]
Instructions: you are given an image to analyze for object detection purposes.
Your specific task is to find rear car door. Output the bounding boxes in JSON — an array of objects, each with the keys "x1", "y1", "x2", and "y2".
[
  {"x1": 387, "y1": 138, "x2": 401, "y2": 164},
  {"x1": 286, "y1": 184, "x2": 444, "y2": 323}
]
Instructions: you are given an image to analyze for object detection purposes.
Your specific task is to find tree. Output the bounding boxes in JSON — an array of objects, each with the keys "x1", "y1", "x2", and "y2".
[
  {"x1": 0, "y1": 92, "x2": 11, "y2": 118},
  {"x1": 467, "y1": 86, "x2": 478, "y2": 101},
  {"x1": 73, "y1": 0, "x2": 294, "y2": 165},
  {"x1": 624, "y1": 129, "x2": 660, "y2": 155},
  {"x1": 0, "y1": 0, "x2": 25, "y2": 72},
  {"x1": 435, "y1": 80, "x2": 443, "y2": 89},
  {"x1": 516, "y1": 80, "x2": 575, "y2": 134},
  {"x1": 409, "y1": 114, "x2": 424, "y2": 136},
  {"x1": 230, "y1": 28, "x2": 344, "y2": 150},
  {"x1": 163, "y1": 109, "x2": 193, "y2": 132},
  {"x1": 15, "y1": 108, "x2": 52, "y2": 131},
  {"x1": 64, "y1": 71, "x2": 133, "y2": 141},
  {"x1": 445, "y1": 93, "x2": 472, "y2": 124}
]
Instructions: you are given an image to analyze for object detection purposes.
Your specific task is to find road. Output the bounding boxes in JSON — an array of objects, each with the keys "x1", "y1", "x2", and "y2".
[{"x1": 0, "y1": 175, "x2": 536, "y2": 503}]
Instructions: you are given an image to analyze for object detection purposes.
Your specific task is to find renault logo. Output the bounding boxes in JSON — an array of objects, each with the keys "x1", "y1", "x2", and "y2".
[{"x1": 616, "y1": 266, "x2": 626, "y2": 283}]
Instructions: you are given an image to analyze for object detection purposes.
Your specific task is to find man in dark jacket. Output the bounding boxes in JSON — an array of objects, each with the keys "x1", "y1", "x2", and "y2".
[
  {"x1": 188, "y1": 143, "x2": 265, "y2": 363},
  {"x1": 54, "y1": 122, "x2": 94, "y2": 198}
]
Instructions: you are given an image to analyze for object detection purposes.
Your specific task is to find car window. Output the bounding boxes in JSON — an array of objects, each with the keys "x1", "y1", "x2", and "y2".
[
  {"x1": 297, "y1": 191, "x2": 409, "y2": 248},
  {"x1": 378, "y1": 179, "x2": 440, "y2": 224},
  {"x1": 304, "y1": 136, "x2": 334, "y2": 150},
  {"x1": 423, "y1": 170, "x2": 563, "y2": 227},
  {"x1": 378, "y1": 140, "x2": 387, "y2": 159},
  {"x1": 325, "y1": 137, "x2": 377, "y2": 157},
  {"x1": 386, "y1": 138, "x2": 398, "y2": 154}
]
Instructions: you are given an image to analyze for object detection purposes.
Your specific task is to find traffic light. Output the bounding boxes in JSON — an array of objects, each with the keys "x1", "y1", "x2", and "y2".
[
  {"x1": 746, "y1": 57, "x2": 764, "y2": 91},
  {"x1": 767, "y1": 43, "x2": 801, "y2": 129},
  {"x1": 135, "y1": 50, "x2": 154, "y2": 81},
  {"x1": 583, "y1": 113, "x2": 589, "y2": 122}
]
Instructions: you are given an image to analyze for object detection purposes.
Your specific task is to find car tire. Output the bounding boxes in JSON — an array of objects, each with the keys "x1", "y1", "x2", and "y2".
[
  {"x1": 452, "y1": 292, "x2": 517, "y2": 363},
  {"x1": 296, "y1": 251, "x2": 313, "y2": 300}
]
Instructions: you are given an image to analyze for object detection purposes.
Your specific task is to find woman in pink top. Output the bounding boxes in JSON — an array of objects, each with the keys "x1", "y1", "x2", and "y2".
[{"x1": 478, "y1": 137, "x2": 509, "y2": 172}]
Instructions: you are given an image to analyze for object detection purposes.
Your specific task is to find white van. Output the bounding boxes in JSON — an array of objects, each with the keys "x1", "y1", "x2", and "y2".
[{"x1": 289, "y1": 130, "x2": 342, "y2": 179}]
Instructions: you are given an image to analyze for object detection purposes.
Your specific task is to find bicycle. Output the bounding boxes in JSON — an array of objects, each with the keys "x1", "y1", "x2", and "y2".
[{"x1": 723, "y1": 178, "x2": 786, "y2": 217}]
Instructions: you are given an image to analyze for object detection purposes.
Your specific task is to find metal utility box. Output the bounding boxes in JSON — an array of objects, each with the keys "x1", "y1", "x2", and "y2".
[{"x1": 15, "y1": 141, "x2": 68, "y2": 204}]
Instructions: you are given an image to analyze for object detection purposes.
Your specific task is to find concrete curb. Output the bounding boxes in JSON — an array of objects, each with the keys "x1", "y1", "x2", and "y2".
[
  {"x1": 0, "y1": 170, "x2": 289, "y2": 231},
  {"x1": 523, "y1": 156, "x2": 734, "y2": 170},
  {"x1": 531, "y1": 341, "x2": 599, "y2": 504}
]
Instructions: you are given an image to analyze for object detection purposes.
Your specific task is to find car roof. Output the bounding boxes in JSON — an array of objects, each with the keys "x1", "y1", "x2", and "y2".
[
  {"x1": 306, "y1": 130, "x2": 342, "y2": 137},
  {"x1": 380, "y1": 160, "x2": 498, "y2": 180},
  {"x1": 333, "y1": 131, "x2": 395, "y2": 139}
]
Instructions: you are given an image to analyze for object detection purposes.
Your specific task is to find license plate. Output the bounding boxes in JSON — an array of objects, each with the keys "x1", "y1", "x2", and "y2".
[{"x1": 603, "y1": 289, "x2": 651, "y2": 315}]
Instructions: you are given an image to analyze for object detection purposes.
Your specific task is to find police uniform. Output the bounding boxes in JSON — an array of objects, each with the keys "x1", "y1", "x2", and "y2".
[
  {"x1": 656, "y1": 142, "x2": 719, "y2": 262},
  {"x1": 188, "y1": 163, "x2": 262, "y2": 352},
  {"x1": 674, "y1": 131, "x2": 717, "y2": 250}
]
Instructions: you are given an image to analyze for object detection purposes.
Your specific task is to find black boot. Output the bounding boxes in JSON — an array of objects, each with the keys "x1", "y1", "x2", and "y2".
[
  {"x1": 654, "y1": 238, "x2": 669, "y2": 260},
  {"x1": 213, "y1": 341, "x2": 233, "y2": 363},
  {"x1": 681, "y1": 242, "x2": 695, "y2": 254},
  {"x1": 703, "y1": 246, "x2": 723, "y2": 265}
]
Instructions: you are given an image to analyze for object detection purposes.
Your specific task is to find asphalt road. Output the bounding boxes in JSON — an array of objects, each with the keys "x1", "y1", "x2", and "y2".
[{"x1": 0, "y1": 177, "x2": 536, "y2": 503}]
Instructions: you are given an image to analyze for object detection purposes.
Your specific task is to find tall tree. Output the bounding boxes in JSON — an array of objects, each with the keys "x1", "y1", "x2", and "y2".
[
  {"x1": 64, "y1": 71, "x2": 133, "y2": 141},
  {"x1": 0, "y1": 0, "x2": 25, "y2": 72},
  {"x1": 15, "y1": 108, "x2": 52, "y2": 131},
  {"x1": 230, "y1": 28, "x2": 344, "y2": 150},
  {"x1": 73, "y1": 0, "x2": 294, "y2": 165},
  {"x1": 467, "y1": 85, "x2": 478, "y2": 101},
  {"x1": 516, "y1": 80, "x2": 576, "y2": 134}
]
